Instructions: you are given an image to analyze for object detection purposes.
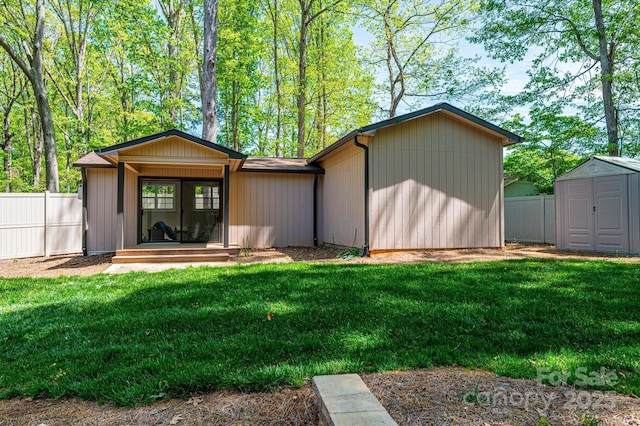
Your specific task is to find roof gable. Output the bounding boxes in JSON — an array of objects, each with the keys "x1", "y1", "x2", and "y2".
[
  {"x1": 557, "y1": 156, "x2": 640, "y2": 181},
  {"x1": 99, "y1": 129, "x2": 246, "y2": 159},
  {"x1": 308, "y1": 103, "x2": 522, "y2": 164},
  {"x1": 117, "y1": 135, "x2": 230, "y2": 160}
]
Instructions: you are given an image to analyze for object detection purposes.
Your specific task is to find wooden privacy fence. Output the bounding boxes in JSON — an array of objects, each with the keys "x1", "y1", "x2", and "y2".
[
  {"x1": 505, "y1": 195, "x2": 556, "y2": 244},
  {"x1": 0, "y1": 192, "x2": 82, "y2": 260}
]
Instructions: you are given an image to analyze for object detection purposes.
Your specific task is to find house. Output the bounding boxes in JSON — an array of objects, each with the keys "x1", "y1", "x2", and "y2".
[
  {"x1": 555, "y1": 156, "x2": 640, "y2": 254},
  {"x1": 504, "y1": 177, "x2": 538, "y2": 198},
  {"x1": 74, "y1": 103, "x2": 521, "y2": 260}
]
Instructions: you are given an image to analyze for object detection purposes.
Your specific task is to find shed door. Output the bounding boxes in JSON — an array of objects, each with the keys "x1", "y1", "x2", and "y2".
[
  {"x1": 594, "y1": 175, "x2": 629, "y2": 252},
  {"x1": 564, "y1": 178, "x2": 594, "y2": 251}
]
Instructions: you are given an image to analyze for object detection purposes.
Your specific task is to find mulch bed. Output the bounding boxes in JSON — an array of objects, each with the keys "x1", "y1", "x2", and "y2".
[{"x1": 1, "y1": 369, "x2": 639, "y2": 425}]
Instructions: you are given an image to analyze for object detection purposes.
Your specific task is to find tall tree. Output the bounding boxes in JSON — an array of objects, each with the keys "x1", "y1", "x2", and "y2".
[
  {"x1": 359, "y1": 0, "x2": 498, "y2": 118},
  {"x1": 158, "y1": 0, "x2": 185, "y2": 125},
  {"x1": 202, "y1": 0, "x2": 219, "y2": 142},
  {"x1": 473, "y1": 0, "x2": 640, "y2": 156},
  {"x1": 295, "y1": 0, "x2": 344, "y2": 158},
  {"x1": 503, "y1": 105, "x2": 596, "y2": 193},
  {"x1": 48, "y1": 0, "x2": 101, "y2": 190},
  {"x1": 0, "y1": 0, "x2": 59, "y2": 191},
  {"x1": 0, "y1": 57, "x2": 25, "y2": 191}
]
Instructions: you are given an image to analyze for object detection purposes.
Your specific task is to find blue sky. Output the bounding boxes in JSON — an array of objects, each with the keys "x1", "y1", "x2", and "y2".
[{"x1": 350, "y1": 25, "x2": 534, "y2": 118}]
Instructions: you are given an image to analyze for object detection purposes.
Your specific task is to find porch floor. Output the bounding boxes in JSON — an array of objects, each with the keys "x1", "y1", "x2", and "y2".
[{"x1": 113, "y1": 243, "x2": 240, "y2": 264}]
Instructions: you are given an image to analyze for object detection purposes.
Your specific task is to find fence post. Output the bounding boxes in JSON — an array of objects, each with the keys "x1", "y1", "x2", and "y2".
[
  {"x1": 539, "y1": 195, "x2": 546, "y2": 244},
  {"x1": 44, "y1": 191, "x2": 50, "y2": 257}
]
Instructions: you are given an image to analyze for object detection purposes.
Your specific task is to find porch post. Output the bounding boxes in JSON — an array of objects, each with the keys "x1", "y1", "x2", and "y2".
[
  {"x1": 116, "y1": 161, "x2": 125, "y2": 251},
  {"x1": 223, "y1": 164, "x2": 230, "y2": 248}
]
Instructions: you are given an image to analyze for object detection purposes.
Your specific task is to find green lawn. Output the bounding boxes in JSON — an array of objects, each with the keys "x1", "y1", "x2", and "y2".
[{"x1": 1, "y1": 259, "x2": 639, "y2": 406}]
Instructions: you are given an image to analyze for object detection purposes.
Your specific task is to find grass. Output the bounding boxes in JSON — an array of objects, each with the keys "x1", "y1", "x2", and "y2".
[{"x1": 1, "y1": 259, "x2": 639, "y2": 406}]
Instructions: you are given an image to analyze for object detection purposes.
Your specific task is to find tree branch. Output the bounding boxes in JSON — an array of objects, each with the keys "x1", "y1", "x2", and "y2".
[{"x1": 0, "y1": 36, "x2": 34, "y2": 83}]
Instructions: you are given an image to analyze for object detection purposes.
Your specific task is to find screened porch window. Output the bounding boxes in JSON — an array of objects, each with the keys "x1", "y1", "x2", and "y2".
[
  {"x1": 194, "y1": 185, "x2": 219, "y2": 210},
  {"x1": 142, "y1": 184, "x2": 175, "y2": 210}
]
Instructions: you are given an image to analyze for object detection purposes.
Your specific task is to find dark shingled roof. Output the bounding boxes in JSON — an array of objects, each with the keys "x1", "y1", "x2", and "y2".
[
  {"x1": 240, "y1": 157, "x2": 324, "y2": 174},
  {"x1": 73, "y1": 151, "x2": 116, "y2": 168}
]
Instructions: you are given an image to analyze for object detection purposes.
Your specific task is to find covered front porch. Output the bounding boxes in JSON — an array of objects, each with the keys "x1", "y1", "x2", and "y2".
[{"x1": 94, "y1": 130, "x2": 247, "y2": 252}]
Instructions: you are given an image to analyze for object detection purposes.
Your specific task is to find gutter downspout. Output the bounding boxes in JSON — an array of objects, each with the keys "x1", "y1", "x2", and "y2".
[
  {"x1": 353, "y1": 134, "x2": 370, "y2": 256},
  {"x1": 313, "y1": 173, "x2": 318, "y2": 246},
  {"x1": 81, "y1": 167, "x2": 88, "y2": 256}
]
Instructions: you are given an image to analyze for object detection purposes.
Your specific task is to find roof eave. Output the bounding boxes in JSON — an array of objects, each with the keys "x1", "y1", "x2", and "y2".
[{"x1": 307, "y1": 130, "x2": 360, "y2": 164}]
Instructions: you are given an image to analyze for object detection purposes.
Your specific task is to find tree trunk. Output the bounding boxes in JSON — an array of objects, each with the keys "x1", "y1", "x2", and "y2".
[
  {"x1": 202, "y1": 0, "x2": 219, "y2": 142},
  {"x1": 33, "y1": 81, "x2": 59, "y2": 192},
  {"x1": 231, "y1": 81, "x2": 240, "y2": 151},
  {"x1": 0, "y1": 0, "x2": 59, "y2": 191},
  {"x1": 2, "y1": 108, "x2": 13, "y2": 192},
  {"x1": 592, "y1": 0, "x2": 619, "y2": 156},
  {"x1": 188, "y1": 3, "x2": 205, "y2": 105},
  {"x1": 160, "y1": 0, "x2": 183, "y2": 125},
  {"x1": 268, "y1": 0, "x2": 282, "y2": 157},
  {"x1": 25, "y1": 104, "x2": 43, "y2": 188},
  {"x1": 297, "y1": 0, "x2": 310, "y2": 158}
]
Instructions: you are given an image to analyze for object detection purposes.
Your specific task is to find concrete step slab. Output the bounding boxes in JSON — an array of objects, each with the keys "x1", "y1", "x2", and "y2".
[{"x1": 312, "y1": 374, "x2": 397, "y2": 426}]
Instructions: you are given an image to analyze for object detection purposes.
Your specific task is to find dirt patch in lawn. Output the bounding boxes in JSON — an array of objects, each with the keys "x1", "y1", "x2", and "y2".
[
  {"x1": 1, "y1": 368, "x2": 638, "y2": 425},
  {"x1": 0, "y1": 253, "x2": 112, "y2": 278},
  {"x1": 237, "y1": 243, "x2": 640, "y2": 266},
  {"x1": 3, "y1": 244, "x2": 640, "y2": 278}
]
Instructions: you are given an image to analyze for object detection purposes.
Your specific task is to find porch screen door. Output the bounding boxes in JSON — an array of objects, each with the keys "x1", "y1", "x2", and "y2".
[{"x1": 180, "y1": 181, "x2": 221, "y2": 243}]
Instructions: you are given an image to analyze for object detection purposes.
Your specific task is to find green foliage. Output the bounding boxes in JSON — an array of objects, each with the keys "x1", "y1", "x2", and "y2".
[
  {"x1": 336, "y1": 247, "x2": 362, "y2": 260},
  {"x1": 358, "y1": 0, "x2": 504, "y2": 118},
  {"x1": 502, "y1": 105, "x2": 592, "y2": 193},
  {"x1": 1, "y1": 259, "x2": 640, "y2": 406},
  {"x1": 473, "y1": 0, "x2": 640, "y2": 155}
]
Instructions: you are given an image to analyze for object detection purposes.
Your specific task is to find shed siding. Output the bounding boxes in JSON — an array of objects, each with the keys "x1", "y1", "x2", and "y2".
[
  {"x1": 370, "y1": 112, "x2": 503, "y2": 250},
  {"x1": 87, "y1": 168, "x2": 117, "y2": 253},
  {"x1": 229, "y1": 172, "x2": 314, "y2": 247},
  {"x1": 630, "y1": 174, "x2": 640, "y2": 253},
  {"x1": 319, "y1": 143, "x2": 365, "y2": 247},
  {"x1": 121, "y1": 136, "x2": 228, "y2": 159}
]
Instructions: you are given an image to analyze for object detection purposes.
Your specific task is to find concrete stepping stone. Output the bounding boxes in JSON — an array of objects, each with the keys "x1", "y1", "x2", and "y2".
[{"x1": 312, "y1": 374, "x2": 397, "y2": 426}]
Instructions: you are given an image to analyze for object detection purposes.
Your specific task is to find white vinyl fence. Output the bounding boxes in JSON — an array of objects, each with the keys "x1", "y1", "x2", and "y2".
[
  {"x1": 505, "y1": 195, "x2": 556, "y2": 244},
  {"x1": 0, "y1": 192, "x2": 82, "y2": 260}
]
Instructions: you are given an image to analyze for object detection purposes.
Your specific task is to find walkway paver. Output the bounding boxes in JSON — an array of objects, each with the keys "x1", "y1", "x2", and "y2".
[{"x1": 312, "y1": 374, "x2": 397, "y2": 426}]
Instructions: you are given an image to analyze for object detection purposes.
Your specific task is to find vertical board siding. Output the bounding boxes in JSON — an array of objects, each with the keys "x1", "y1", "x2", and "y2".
[
  {"x1": 122, "y1": 136, "x2": 228, "y2": 159},
  {"x1": 124, "y1": 168, "x2": 138, "y2": 247},
  {"x1": 0, "y1": 193, "x2": 82, "y2": 259},
  {"x1": 0, "y1": 194, "x2": 45, "y2": 259},
  {"x1": 319, "y1": 144, "x2": 365, "y2": 247},
  {"x1": 505, "y1": 195, "x2": 556, "y2": 244},
  {"x1": 229, "y1": 172, "x2": 314, "y2": 247},
  {"x1": 47, "y1": 193, "x2": 83, "y2": 256},
  {"x1": 370, "y1": 112, "x2": 504, "y2": 250},
  {"x1": 87, "y1": 168, "x2": 118, "y2": 253}
]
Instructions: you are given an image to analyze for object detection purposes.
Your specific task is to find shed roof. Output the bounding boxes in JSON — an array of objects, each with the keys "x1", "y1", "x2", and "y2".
[
  {"x1": 308, "y1": 102, "x2": 522, "y2": 164},
  {"x1": 241, "y1": 157, "x2": 324, "y2": 174},
  {"x1": 556, "y1": 156, "x2": 640, "y2": 181}
]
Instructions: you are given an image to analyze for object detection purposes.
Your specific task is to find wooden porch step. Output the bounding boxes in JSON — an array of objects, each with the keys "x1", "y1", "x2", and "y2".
[
  {"x1": 112, "y1": 253, "x2": 231, "y2": 264},
  {"x1": 115, "y1": 247, "x2": 239, "y2": 257}
]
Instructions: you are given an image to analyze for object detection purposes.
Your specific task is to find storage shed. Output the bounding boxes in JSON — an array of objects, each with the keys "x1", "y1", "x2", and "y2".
[{"x1": 555, "y1": 156, "x2": 640, "y2": 253}]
